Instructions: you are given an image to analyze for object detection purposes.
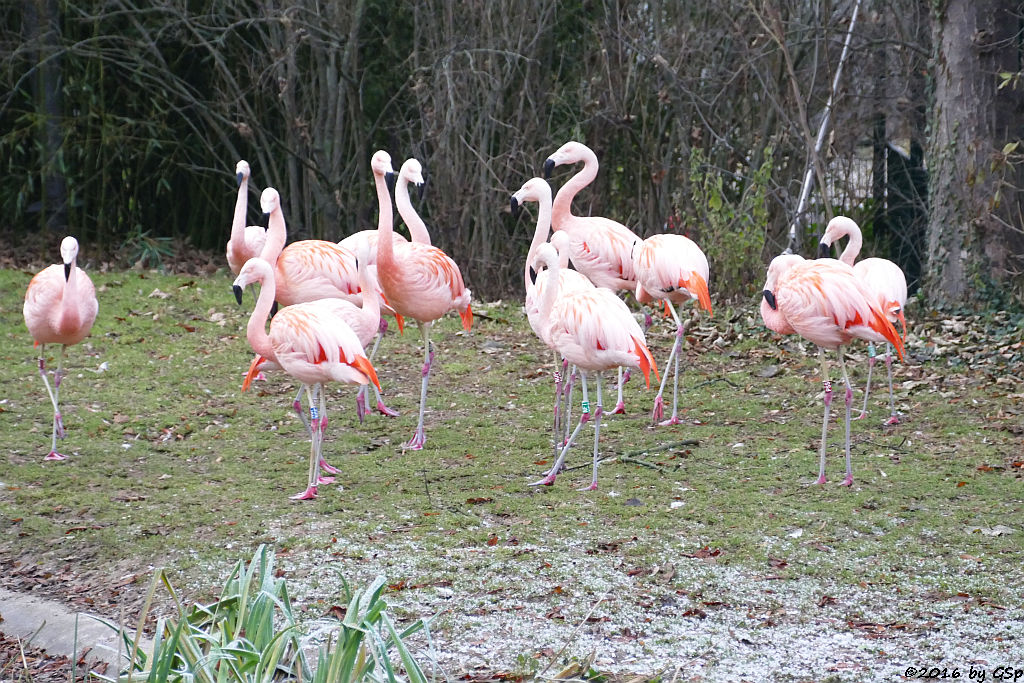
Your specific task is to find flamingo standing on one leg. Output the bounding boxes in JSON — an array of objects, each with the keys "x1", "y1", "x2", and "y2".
[
  {"x1": 632, "y1": 233, "x2": 713, "y2": 426},
  {"x1": 233, "y1": 257, "x2": 380, "y2": 500},
  {"x1": 818, "y1": 216, "x2": 908, "y2": 424},
  {"x1": 760, "y1": 254, "x2": 905, "y2": 486},
  {"x1": 226, "y1": 160, "x2": 267, "y2": 275},
  {"x1": 529, "y1": 242, "x2": 657, "y2": 490},
  {"x1": 372, "y1": 150, "x2": 473, "y2": 450},
  {"x1": 23, "y1": 236, "x2": 99, "y2": 461},
  {"x1": 512, "y1": 177, "x2": 594, "y2": 461},
  {"x1": 543, "y1": 140, "x2": 643, "y2": 414}
]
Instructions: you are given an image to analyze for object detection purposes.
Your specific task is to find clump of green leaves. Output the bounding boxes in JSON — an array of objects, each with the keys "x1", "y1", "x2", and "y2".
[
  {"x1": 95, "y1": 545, "x2": 434, "y2": 682},
  {"x1": 688, "y1": 147, "x2": 773, "y2": 298}
]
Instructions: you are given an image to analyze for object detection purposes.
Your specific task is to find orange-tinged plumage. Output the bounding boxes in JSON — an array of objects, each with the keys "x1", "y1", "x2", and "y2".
[
  {"x1": 233, "y1": 256, "x2": 378, "y2": 500},
  {"x1": 370, "y1": 150, "x2": 473, "y2": 449},
  {"x1": 544, "y1": 141, "x2": 640, "y2": 292},
  {"x1": 23, "y1": 236, "x2": 99, "y2": 460}
]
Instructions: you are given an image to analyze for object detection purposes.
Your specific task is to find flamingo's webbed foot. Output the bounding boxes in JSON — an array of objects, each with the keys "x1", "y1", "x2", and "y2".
[
  {"x1": 814, "y1": 474, "x2": 827, "y2": 485},
  {"x1": 403, "y1": 428, "x2": 426, "y2": 451},
  {"x1": 319, "y1": 458, "x2": 341, "y2": 474},
  {"x1": 610, "y1": 401, "x2": 626, "y2": 415},
  {"x1": 578, "y1": 481, "x2": 598, "y2": 492},
  {"x1": 658, "y1": 416, "x2": 682, "y2": 426},
  {"x1": 650, "y1": 395, "x2": 665, "y2": 424},
  {"x1": 44, "y1": 450, "x2": 67, "y2": 461},
  {"x1": 853, "y1": 411, "x2": 867, "y2": 421},
  {"x1": 529, "y1": 473, "x2": 557, "y2": 487},
  {"x1": 316, "y1": 475, "x2": 336, "y2": 485},
  {"x1": 290, "y1": 486, "x2": 318, "y2": 500},
  {"x1": 885, "y1": 415, "x2": 901, "y2": 426},
  {"x1": 376, "y1": 400, "x2": 400, "y2": 417},
  {"x1": 840, "y1": 474, "x2": 854, "y2": 487}
]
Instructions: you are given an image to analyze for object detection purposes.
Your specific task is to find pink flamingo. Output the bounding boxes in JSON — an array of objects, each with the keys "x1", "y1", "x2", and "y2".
[
  {"x1": 512, "y1": 177, "x2": 594, "y2": 460},
  {"x1": 337, "y1": 156, "x2": 431, "y2": 263},
  {"x1": 23, "y1": 236, "x2": 99, "y2": 460},
  {"x1": 260, "y1": 186, "x2": 399, "y2": 418},
  {"x1": 257, "y1": 188, "x2": 361, "y2": 307},
  {"x1": 633, "y1": 233, "x2": 713, "y2": 426},
  {"x1": 394, "y1": 157, "x2": 433, "y2": 245},
  {"x1": 818, "y1": 216, "x2": 908, "y2": 424},
  {"x1": 544, "y1": 140, "x2": 642, "y2": 414},
  {"x1": 760, "y1": 254, "x2": 905, "y2": 486},
  {"x1": 226, "y1": 160, "x2": 267, "y2": 275},
  {"x1": 528, "y1": 242, "x2": 657, "y2": 490},
  {"x1": 372, "y1": 150, "x2": 473, "y2": 450},
  {"x1": 233, "y1": 257, "x2": 380, "y2": 500}
]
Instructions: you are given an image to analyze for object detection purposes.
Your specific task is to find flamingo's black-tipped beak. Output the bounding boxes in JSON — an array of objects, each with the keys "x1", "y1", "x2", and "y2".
[
  {"x1": 816, "y1": 241, "x2": 831, "y2": 259},
  {"x1": 529, "y1": 265, "x2": 538, "y2": 285},
  {"x1": 64, "y1": 263, "x2": 71, "y2": 280},
  {"x1": 236, "y1": 172, "x2": 244, "y2": 187},
  {"x1": 386, "y1": 171, "x2": 397, "y2": 194},
  {"x1": 510, "y1": 196, "x2": 521, "y2": 218},
  {"x1": 542, "y1": 158, "x2": 555, "y2": 179},
  {"x1": 418, "y1": 178, "x2": 426, "y2": 202},
  {"x1": 233, "y1": 284, "x2": 244, "y2": 305},
  {"x1": 762, "y1": 289, "x2": 777, "y2": 311}
]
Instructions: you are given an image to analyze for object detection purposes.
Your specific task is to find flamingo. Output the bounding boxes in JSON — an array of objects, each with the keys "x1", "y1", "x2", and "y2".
[
  {"x1": 233, "y1": 257, "x2": 380, "y2": 500},
  {"x1": 818, "y1": 216, "x2": 908, "y2": 424},
  {"x1": 257, "y1": 188, "x2": 361, "y2": 308},
  {"x1": 259, "y1": 186, "x2": 399, "y2": 418},
  {"x1": 394, "y1": 158, "x2": 433, "y2": 245},
  {"x1": 543, "y1": 140, "x2": 643, "y2": 414},
  {"x1": 512, "y1": 177, "x2": 594, "y2": 461},
  {"x1": 632, "y1": 233, "x2": 713, "y2": 426},
  {"x1": 760, "y1": 254, "x2": 905, "y2": 486},
  {"x1": 226, "y1": 160, "x2": 267, "y2": 275},
  {"x1": 337, "y1": 156, "x2": 430, "y2": 262},
  {"x1": 529, "y1": 243, "x2": 657, "y2": 490},
  {"x1": 372, "y1": 150, "x2": 473, "y2": 450},
  {"x1": 23, "y1": 236, "x2": 99, "y2": 460}
]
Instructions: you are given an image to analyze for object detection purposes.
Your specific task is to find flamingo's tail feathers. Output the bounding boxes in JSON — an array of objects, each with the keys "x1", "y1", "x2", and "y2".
[
  {"x1": 632, "y1": 336, "x2": 658, "y2": 388},
  {"x1": 868, "y1": 307, "x2": 905, "y2": 362},
  {"x1": 682, "y1": 273, "x2": 713, "y2": 317},
  {"x1": 460, "y1": 303, "x2": 473, "y2": 331},
  {"x1": 242, "y1": 355, "x2": 266, "y2": 392},
  {"x1": 395, "y1": 312, "x2": 405, "y2": 335},
  {"x1": 352, "y1": 355, "x2": 381, "y2": 391},
  {"x1": 662, "y1": 299, "x2": 672, "y2": 319},
  {"x1": 894, "y1": 305, "x2": 907, "y2": 341}
]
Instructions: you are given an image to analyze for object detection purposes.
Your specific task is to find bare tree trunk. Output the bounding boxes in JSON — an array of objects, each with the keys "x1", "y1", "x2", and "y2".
[{"x1": 925, "y1": 0, "x2": 1024, "y2": 307}]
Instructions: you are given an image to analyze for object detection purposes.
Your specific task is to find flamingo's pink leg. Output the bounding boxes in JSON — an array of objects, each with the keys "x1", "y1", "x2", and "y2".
[
  {"x1": 37, "y1": 349, "x2": 68, "y2": 460},
  {"x1": 580, "y1": 373, "x2": 605, "y2": 491},
  {"x1": 816, "y1": 350, "x2": 833, "y2": 485},
  {"x1": 856, "y1": 344, "x2": 877, "y2": 420},
  {"x1": 531, "y1": 373, "x2": 590, "y2": 486},
  {"x1": 653, "y1": 322, "x2": 683, "y2": 426},
  {"x1": 403, "y1": 330, "x2": 433, "y2": 451},
  {"x1": 884, "y1": 346, "x2": 900, "y2": 425},
  {"x1": 838, "y1": 351, "x2": 855, "y2": 487},
  {"x1": 610, "y1": 367, "x2": 628, "y2": 414}
]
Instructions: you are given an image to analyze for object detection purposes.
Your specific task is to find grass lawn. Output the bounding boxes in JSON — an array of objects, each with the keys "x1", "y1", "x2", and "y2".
[{"x1": 1, "y1": 265, "x2": 1022, "y2": 681}]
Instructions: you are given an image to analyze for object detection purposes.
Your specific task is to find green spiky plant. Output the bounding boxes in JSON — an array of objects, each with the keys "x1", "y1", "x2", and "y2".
[{"x1": 93, "y1": 545, "x2": 434, "y2": 682}]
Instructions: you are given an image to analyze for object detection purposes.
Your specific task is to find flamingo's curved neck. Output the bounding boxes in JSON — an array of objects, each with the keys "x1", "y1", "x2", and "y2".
[
  {"x1": 247, "y1": 264, "x2": 277, "y2": 361},
  {"x1": 374, "y1": 172, "x2": 396, "y2": 271},
  {"x1": 230, "y1": 175, "x2": 248, "y2": 248},
  {"x1": 524, "y1": 191, "x2": 554, "y2": 291},
  {"x1": 259, "y1": 206, "x2": 287, "y2": 265},
  {"x1": 537, "y1": 252, "x2": 560, "y2": 325},
  {"x1": 551, "y1": 148, "x2": 598, "y2": 229},
  {"x1": 837, "y1": 223, "x2": 862, "y2": 267},
  {"x1": 57, "y1": 262, "x2": 82, "y2": 333},
  {"x1": 395, "y1": 179, "x2": 431, "y2": 245}
]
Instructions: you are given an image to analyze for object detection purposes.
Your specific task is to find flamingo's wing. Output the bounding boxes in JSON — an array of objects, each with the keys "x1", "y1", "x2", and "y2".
[
  {"x1": 271, "y1": 304, "x2": 380, "y2": 389},
  {"x1": 635, "y1": 235, "x2": 712, "y2": 314},
  {"x1": 562, "y1": 218, "x2": 640, "y2": 286},
  {"x1": 280, "y1": 241, "x2": 361, "y2": 297}
]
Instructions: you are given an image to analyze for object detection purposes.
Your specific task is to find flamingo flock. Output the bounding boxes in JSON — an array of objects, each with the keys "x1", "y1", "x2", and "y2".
[{"x1": 21, "y1": 142, "x2": 910, "y2": 497}]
